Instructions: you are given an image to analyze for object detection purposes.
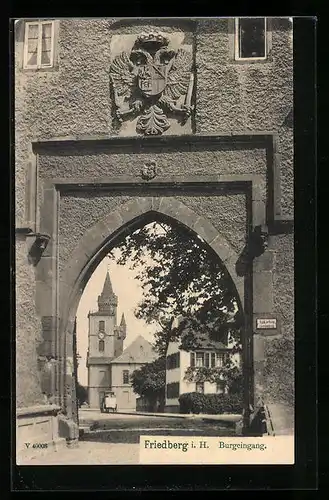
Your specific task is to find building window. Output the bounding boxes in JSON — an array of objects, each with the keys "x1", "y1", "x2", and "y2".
[
  {"x1": 235, "y1": 18, "x2": 267, "y2": 60},
  {"x1": 23, "y1": 21, "x2": 55, "y2": 69},
  {"x1": 166, "y1": 382, "x2": 180, "y2": 399},
  {"x1": 196, "y1": 382, "x2": 204, "y2": 394},
  {"x1": 166, "y1": 352, "x2": 180, "y2": 370},
  {"x1": 215, "y1": 353, "x2": 225, "y2": 367},
  {"x1": 98, "y1": 340, "x2": 105, "y2": 352},
  {"x1": 99, "y1": 370, "x2": 107, "y2": 385},
  {"x1": 123, "y1": 370, "x2": 129, "y2": 384},
  {"x1": 196, "y1": 352, "x2": 204, "y2": 367},
  {"x1": 99, "y1": 320, "x2": 105, "y2": 332},
  {"x1": 216, "y1": 381, "x2": 226, "y2": 394},
  {"x1": 190, "y1": 352, "x2": 227, "y2": 369}
]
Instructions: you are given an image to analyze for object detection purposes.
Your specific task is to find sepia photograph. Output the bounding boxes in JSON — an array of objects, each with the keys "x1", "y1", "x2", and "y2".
[{"x1": 14, "y1": 16, "x2": 295, "y2": 467}]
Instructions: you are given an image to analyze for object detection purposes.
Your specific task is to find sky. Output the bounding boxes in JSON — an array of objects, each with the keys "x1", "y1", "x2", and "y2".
[{"x1": 76, "y1": 253, "x2": 158, "y2": 386}]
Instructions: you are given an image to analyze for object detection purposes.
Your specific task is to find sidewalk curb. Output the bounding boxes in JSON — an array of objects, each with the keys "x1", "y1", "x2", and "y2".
[
  {"x1": 79, "y1": 410, "x2": 243, "y2": 424},
  {"x1": 116, "y1": 411, "x2": 188, "y2": 419}
]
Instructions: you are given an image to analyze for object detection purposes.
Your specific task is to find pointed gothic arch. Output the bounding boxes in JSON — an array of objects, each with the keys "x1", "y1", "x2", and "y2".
[{"x1": 59, "y1": 196, "x2": 245, "y2": 337}]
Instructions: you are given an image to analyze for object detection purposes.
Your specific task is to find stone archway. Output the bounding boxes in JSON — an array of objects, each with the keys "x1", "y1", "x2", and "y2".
[
  {"x1": 27, "y1": 133, "x2": 281, "y2": 446},
  {"x1": 49, "y1": 197, "x2": 247, "y2": 440},
  {"x1": 61, "y1": 197, "x2": 244, "y2": 328}
]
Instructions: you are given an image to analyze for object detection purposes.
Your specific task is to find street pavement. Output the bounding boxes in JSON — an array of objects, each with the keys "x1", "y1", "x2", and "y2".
[{"x1": 19, "y1": 411, "x2": 236, "y2": 465}]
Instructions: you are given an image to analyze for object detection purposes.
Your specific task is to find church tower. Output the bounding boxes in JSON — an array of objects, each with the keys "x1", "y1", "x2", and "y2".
[
  {"x1": 114, "y1": 313, "x2": 127, "y2": 358},
  {"x1": 86, "y1": 271, "x2": 126, "y2": 408}
]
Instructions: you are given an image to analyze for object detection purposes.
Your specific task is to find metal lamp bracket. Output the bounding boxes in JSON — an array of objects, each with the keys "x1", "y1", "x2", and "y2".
[{"x1": 26, "y1": 232, "x2": 51, "y2": 265}]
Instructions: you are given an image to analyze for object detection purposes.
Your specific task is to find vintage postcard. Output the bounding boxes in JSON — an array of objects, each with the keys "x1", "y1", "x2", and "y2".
[{"x1": 15, "y1": 17, "x2": 295, "y2": 468}]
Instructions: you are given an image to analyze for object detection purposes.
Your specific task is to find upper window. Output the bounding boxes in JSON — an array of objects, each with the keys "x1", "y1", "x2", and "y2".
[
  {"x1": 235, "y1": 17, "x2": 267, "y2": 60},
  {"x1": 99, "y1": 320, "x2": 105, "y2": 332},
  {"x1": 215, "y1": 353, "x2": 225, "y2": 367},
  {"x1": 195, "y1": 352, "x2": 204, "y2": 367},
  {"x1": 190, "y1": 351, "x2": 226, "y2": 368},
  {"x1": 123, "y1": 370, "x2": 129, "y2": 384},
  {"x1": 23, "y1": 21, "x2": 55, "y2": 69},
  {"x1": 166, "y1": 352, "x2": 180, "y2": 370}
]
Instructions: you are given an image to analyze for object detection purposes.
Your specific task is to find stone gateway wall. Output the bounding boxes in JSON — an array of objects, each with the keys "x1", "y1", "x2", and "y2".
[
  {"x1": 15, "y1": 18, "x2": 293, "y2": 224},
  {"x1": 57, "y1": 192, "x2": 247, "y2": 276},
  {"x1": 15, "y1": 17, "x2": 294, "y2": 448}
]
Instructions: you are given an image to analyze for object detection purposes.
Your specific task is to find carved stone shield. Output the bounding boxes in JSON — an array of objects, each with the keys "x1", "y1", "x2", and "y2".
[
  {"x1": 141, "y1": 160, "x2": 157, "y2": 180},
  {"x1": 138, "y1": 64, "x2": 167, "y2": 97}
]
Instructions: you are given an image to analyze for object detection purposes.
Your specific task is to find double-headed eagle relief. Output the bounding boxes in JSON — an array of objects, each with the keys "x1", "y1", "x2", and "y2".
[{"x1": 109, "y1": 32, "x2": 194, "y2": 135}]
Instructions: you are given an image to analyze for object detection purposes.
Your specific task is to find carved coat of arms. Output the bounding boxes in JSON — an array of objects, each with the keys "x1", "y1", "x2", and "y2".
[{"x1": 109, "y1": 32, "x2": 194, "y2": 135}]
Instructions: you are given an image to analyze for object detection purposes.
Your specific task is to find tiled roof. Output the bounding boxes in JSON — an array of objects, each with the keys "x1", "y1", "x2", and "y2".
[
  {"x1": 110, "y1": 335, "x2": 157, "y2": 364},
  {"x1": 180, "y1": 331, "x2": 231, "y2": 351}
]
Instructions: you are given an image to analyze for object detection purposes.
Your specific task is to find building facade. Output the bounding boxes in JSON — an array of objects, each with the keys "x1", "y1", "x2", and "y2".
[
  {"x1": 109, "y1": 335, "x2": 158, "y2": 410},
  {"x1": 15, "y1": 17, "x2": 294, "y2": 456},
  {"x1": 165, "y1": 335, "x2": 241, "y2": 412}
]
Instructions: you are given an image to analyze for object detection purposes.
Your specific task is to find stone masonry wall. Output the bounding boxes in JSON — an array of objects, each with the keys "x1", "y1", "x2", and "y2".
[
  {"x1": 16, "y1": 238, "x2": 45, "y2": 408},
  {"x1": 58, "y1": 192, "x2": 247, "y2": 277},
  {"x1": 15, "y1": 18, "x2": 294, "y2": 413},
  {"x1": 15, "y1": 18, "x2": 293, "y2": 224},
  {"x1": 265, "y1": 233, "x2": 294, "y2": 406},
  {"x1": 37, "y1": 146, "x2": 267, "y2": 180}
]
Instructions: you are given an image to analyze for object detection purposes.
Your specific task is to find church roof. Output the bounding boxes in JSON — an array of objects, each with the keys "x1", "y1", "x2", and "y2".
[{"x1": 110, "y1": 335, "x2": 157, "y2": 364}]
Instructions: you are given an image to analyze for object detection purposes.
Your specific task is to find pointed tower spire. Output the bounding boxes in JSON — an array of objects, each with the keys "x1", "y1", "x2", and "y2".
[
  {"x1": 119, "y1": 312, "x2": 127, "y2": 340},
  {"x1": 97, "y1": 271, "x2": 118, "y2": 313},
  {"x1": 101, "y1": 271, "x2": 113, "y2": 296},
  {"x1": 120, "y1": 313, "x2": 126, "y2": 327}
]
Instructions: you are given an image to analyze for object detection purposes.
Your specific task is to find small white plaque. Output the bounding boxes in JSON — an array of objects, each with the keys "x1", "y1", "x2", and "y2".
[{"x1": 256, "y1": 318, "x2": 277, "y2": 329}]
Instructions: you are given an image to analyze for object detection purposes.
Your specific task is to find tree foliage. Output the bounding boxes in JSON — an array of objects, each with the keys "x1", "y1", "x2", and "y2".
[
  {"x1": 76, "y1": 382, "x2": 88, "y2": 407},
  {"x1": 130, "y1": 356, "x2": 166, "y2": 402},
  {"x1": 184, "y1": 364, "x2": 243, "y2": 395},
  {"x1": 108, "y1": 219, "x2": 243, "y2": 356}
]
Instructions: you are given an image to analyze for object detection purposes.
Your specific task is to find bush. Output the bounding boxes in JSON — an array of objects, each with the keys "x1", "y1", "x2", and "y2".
[{"x1": 178, "y1": 392, "x2": 243, "y2": 415}]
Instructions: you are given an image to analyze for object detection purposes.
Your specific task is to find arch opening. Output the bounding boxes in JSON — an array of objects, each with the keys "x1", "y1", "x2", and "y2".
[{"x1": 63, "y1": 206, "x2": 248, "y2": 429}]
